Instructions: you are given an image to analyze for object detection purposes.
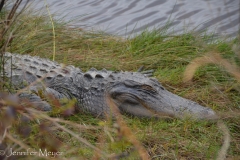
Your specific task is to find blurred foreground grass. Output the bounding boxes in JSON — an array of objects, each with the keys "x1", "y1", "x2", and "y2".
[{"x1": 0, "y1": 2, "x2": 240, "y2": 159}]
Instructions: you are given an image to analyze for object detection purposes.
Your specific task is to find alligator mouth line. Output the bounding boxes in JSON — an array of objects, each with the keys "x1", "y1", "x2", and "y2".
[{"x1": 134, "y1": 96, "x2": 175, "y2": 119}]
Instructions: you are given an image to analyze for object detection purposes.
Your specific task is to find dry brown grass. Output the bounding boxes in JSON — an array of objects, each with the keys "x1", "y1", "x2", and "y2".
[
  {"x1": 183, "y1": 51, "x2": 240, "y2": 160},
  {"x1": 183, "y1": 52, "x2": 240, "y2": 83},
  {"x1": 106, "y1": 93, "x2": 150, "y2": 160}
]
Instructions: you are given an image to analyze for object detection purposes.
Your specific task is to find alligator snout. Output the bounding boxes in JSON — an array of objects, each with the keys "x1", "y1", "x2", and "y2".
[{"x1": 143, "y1": 88, "x2": 218, "y2": 120}]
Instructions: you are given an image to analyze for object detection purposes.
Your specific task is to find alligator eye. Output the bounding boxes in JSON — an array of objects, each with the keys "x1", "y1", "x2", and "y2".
[
  {"x1": 141, "y1": 85, "x2": 157, "y2": 93},
  {"x1": 123, "y1": 80, "x2": 139, "y2": 87},
  {"x1": 124, "y1": 98, "x2": 139, "y2": 105}
]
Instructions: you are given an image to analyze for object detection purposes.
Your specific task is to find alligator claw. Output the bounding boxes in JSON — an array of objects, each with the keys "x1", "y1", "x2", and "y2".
[
  {"x1": 137, "y1": 66, "x2": 154, "y2": 77},
  {"x1": 137, "y1": 66, "x2": 144, "y2": 72},
  {"x1": 142, "y1": 73, "x2": 153, "y2": 77},
  {"x1": 141, "y1": 69, "x2": 154, "y2": 75}
]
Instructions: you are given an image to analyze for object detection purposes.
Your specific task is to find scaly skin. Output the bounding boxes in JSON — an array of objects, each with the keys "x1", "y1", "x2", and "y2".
[{"x1": 3, "y1": 52, "x2": 218, "y2": 120}]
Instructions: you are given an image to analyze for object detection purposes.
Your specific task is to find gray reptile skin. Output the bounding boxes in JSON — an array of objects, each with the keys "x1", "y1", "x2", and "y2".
[{"x1": 3, "y1": 52, "x2": 217, "y2": 120}]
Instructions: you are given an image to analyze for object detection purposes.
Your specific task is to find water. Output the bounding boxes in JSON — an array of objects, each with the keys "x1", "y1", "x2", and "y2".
[{"x1": 23, "y1": 0, "x2": 240, "y2": 38}]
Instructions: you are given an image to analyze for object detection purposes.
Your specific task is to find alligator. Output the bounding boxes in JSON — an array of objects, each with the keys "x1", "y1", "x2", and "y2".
[{"x1": 2, "y1": 52, "x2": 218, "y2": 120}]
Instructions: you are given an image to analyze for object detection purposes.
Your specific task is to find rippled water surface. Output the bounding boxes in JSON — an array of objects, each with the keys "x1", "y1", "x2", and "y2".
[{"x1": 25, "y1": 0, "x2": 239, "y2": 38}]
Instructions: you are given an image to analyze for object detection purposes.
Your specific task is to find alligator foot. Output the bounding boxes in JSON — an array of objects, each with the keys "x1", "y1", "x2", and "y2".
[
  {"x1": 18, "y1": 86, "x2": 71, "y2": 111},
  {"x1": 19, "y1": 92, "x2": 52, "y2": 111}
]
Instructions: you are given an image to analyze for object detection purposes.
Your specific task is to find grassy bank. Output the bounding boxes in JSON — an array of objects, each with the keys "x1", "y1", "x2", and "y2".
[{"x1": 0, "y1": 3, "x2": 240, "y2": 159}]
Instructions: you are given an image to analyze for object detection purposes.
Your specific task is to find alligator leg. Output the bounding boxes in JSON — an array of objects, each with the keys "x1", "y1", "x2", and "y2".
[
  {"x1": 19, "y1": 92, "x2": 52, "y2": 111},
  {"x1": 18, "y1": 86, "x2": 71, "y2": 111}
]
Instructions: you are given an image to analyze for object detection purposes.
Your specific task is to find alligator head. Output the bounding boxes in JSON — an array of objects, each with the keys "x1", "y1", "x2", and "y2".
[{"x1": 77, "y1": 70, "x2": 218, "y2": 120}]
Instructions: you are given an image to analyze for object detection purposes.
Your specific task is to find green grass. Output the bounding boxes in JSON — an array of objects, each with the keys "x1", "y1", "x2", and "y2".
[{"x1": 1, "y1": 5, "x2": 240, "y2": 160}]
